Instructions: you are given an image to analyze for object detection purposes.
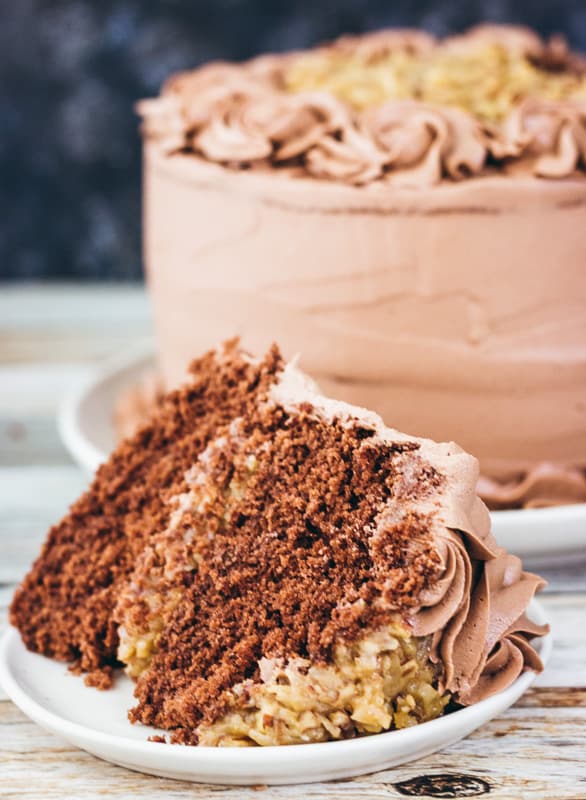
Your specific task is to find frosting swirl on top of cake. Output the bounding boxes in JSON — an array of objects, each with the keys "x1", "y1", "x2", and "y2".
[
  {"x1": 477, "y1": 464, "x2": 586, "y2": 510},
  {"x1": 138, "y1": 24, "x2": 586, "y2": 186}
]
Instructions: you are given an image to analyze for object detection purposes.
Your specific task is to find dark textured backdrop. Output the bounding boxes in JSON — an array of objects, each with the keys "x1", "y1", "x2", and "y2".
[{"x1": 2, "y1": 0, "x2": 586, "y2": 281}]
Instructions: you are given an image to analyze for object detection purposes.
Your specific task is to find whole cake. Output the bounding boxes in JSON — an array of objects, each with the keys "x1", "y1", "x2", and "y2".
[
  {"x1": 137, "y1": 24, "x2": 586, "y2": 510},
  {"x1": 11, "y1": 342, "x2": 547, "y2": 746}
]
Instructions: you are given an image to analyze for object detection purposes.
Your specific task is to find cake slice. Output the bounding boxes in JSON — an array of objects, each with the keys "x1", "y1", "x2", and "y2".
[
  {"x1": 10, "y1": 342, "x2": 546, "y2": 745},
  {"x1": 113, "y1": 356, "x2": 546, "y2": 745},
  {"x1": 9, "y1": 341, "x2": 283, "y2": 684}
]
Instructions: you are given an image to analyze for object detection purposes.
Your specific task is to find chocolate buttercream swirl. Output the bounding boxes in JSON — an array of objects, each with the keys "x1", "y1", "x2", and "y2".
[
  {"x1": 478, "y1": 463, "x2": 586, "y2": 510},
  {"x1": 500, "y1": 98, "x2": 586, "y2": 177},
  {"x1": 411, "y1": 524, "x2": 547, "y2": 704},
  {"x1": 302, "y1": 101, "x2": 490, "y2": 185},
  {"x1": 138, "y1": 25, "x2": 586, "y2": 186},
  {"x1": 364, "y1": 101, "x2": 488, "y2": 185},
  {"x1": 197, "y1": 91, "x2": 351, "y2": 165}
]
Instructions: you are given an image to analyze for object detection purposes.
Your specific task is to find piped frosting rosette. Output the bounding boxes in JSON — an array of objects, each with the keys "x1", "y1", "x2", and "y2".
[
  {"x1": 138, "y1": 25, "x2": 586, "y2": 186},
  {"x1": 287, "y1": 100, "x2": 488, "y2": 185},
  {"x1": 387, "y1": 452, "x2": 549, "y2": 705},
  {"x1": 478, "y1": 463, "x2": 586, "y2": 510},
  {"x1": 412, "y1": 526, "x2": 547, "y2": 704},
  {"x1": 499, "y1": 98, "x2": 586, "y2": 177}
]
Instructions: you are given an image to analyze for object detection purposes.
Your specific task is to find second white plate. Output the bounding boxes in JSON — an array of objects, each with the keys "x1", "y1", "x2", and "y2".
[{"x1": 58, "y1": 349, "x2": 586, "y2": 561}]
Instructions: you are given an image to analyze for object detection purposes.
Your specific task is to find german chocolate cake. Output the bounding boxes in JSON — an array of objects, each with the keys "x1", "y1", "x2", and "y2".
[
  {"x1": 137, "y1": 24, "x2": 586, "y2": 510},
  {"x1": 11, "y1": 342, "x2": 547, "y2": 746}
]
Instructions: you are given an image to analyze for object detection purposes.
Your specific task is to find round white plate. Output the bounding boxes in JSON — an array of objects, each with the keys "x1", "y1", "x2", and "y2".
[
  {"x1": 0, "y1": 601, "x2": 551, "y2": 786},
  {"x1": 58, "y1": 350, "x2": 586, "y2": 562}
]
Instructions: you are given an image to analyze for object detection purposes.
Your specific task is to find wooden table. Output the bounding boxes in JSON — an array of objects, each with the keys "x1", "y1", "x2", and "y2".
[{"x1": 1, "y1": 284, "x2": 585, "y2": 800}]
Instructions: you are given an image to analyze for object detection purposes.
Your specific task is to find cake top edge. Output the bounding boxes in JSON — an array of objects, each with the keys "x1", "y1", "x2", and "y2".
[{"x1": 137, "y1": 24, "x2": 586, "y2": 188}]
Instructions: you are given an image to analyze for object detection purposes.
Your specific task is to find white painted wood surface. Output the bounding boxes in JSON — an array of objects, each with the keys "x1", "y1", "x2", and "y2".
[{"x1": 0, "y1": 285, "x2": 585, "y2": 800}]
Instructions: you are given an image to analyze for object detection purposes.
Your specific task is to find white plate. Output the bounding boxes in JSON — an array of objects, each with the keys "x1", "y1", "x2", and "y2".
[
  {"x1": 0, "y1": 601, "x2": 551, "y2": 786},
  {"x1": 58, "y1": 350, "x2": 586, "y2": 562}
]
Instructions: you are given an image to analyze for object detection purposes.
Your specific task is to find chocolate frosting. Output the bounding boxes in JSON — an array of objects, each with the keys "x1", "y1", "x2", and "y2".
[
  {"x1": 413, "y1": 529, "x2": 547, "y2": 703},
  {"x1": 138, "y1": 25, "x2": 586, "y2": 187},
  {"x1": 478, "y1": 463, "x2": 586, "y2": 509}
]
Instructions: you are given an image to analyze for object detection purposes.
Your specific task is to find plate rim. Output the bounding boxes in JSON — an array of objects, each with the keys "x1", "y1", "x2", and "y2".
[
  {"x1": 57, "y1": 344, "x2": 155, "y2": 475},
  {"x1": 0, "y1": 599, "x2": 552, "y2": 765}
]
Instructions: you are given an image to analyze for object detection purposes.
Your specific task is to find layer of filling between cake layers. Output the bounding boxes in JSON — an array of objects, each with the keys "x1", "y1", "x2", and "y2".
[{"x1": 114, "y1": 360, "x2": 547, "y2": 746}]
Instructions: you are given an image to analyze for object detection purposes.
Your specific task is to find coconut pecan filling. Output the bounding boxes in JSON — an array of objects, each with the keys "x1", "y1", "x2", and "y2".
[
  {"x1": 198, "y1": 624, "x2": 448, "y2": 746},
  {"x1": 284, "y1": 42, "x2": 586, "y2": 121}
]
